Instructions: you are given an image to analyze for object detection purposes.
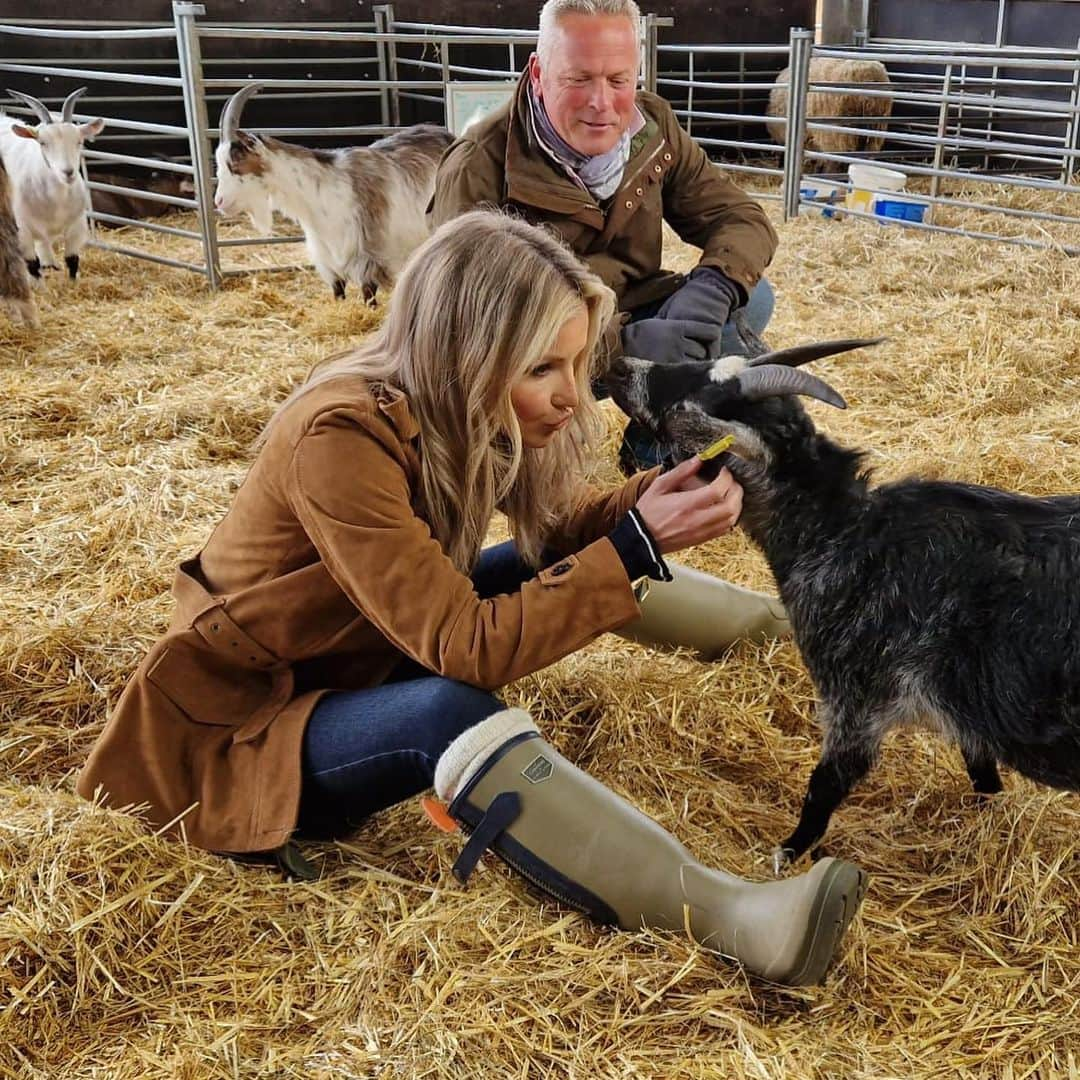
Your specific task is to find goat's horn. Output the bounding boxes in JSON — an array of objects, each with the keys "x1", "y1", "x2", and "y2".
[
  {"x1": 6, "y1": 89, "x2": 52, "y2": 125},
  {"x1": 736, "y1": 363, "x2": 847, "y2": 409},
  {"x1": 746, "y1": 337, "x2": 886, "y2": 370},
  {"x1": 220, "y1": 81, "x2": 264, "y2": 141},
  {"x1": 61, "y1": 86, "x2": 87, "y2": 122}
]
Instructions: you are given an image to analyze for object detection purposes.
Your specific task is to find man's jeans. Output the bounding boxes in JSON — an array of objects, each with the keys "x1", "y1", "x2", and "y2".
[
  {"x1": 296, "y1": 541, "x2": 533, "y2": 837},
  {"x1": 616, "y1": 277, "x2": 775, "y2": 473}
]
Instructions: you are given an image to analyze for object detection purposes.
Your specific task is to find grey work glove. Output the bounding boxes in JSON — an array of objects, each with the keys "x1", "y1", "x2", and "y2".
[
  {"x1": 657, "y1": 266, "x2": 744, "y2": 328},
  {"x1": 621, "y1": 316, "x2": 724, "y2": 364}
]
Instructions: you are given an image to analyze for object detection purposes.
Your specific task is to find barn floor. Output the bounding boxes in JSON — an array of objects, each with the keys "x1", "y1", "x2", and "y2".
[{"x1": 3, "y1": 194, "x2": 1080, "y2": 1079}]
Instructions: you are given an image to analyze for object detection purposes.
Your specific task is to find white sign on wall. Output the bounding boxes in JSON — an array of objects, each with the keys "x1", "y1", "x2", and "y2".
[{"x1": 445, "y1": 81, "x2": 517, "y2": 136}]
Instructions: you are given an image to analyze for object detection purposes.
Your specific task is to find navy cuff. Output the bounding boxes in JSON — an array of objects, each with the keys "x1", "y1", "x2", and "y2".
[{"x1": 609, "y1": 509, "x2": 673, "y2": 583}]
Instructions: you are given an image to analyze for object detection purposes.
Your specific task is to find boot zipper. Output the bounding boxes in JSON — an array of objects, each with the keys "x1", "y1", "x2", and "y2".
[{"x1": 457, "y1": 821, "x2": 590, "y2": 914}]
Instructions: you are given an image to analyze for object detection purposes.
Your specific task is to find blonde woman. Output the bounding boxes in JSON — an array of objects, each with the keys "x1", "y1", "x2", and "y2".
[{"x1": 78, "y1": 210, "x2": 864, "y2": 986}]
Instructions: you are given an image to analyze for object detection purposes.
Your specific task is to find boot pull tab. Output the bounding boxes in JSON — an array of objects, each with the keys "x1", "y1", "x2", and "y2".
[
  {"x1": 421, "y1": 796, "x2": 460, "y2": 833},
  {"x1": 452, "y1": 791, "x2": 522, "y2": 884}
]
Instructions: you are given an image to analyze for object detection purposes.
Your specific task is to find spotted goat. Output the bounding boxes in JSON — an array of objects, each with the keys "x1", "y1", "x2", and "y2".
[
  {"x1": 607, "y1": 342, "x2": 1080, "y2": 873},
  {"x1": 213, "y1": 83, "x2": 454, "y2": 303}
]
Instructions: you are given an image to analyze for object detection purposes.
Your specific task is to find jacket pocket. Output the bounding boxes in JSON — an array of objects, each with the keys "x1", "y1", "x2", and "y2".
[{"x1": 147, "y1": 643, "x2": 274, "y2": 728}]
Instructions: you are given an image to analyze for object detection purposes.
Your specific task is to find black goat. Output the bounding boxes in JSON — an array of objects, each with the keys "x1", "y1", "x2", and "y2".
[{"x1": 607, "y1": 343, "x2": 1080, "y2": 872}]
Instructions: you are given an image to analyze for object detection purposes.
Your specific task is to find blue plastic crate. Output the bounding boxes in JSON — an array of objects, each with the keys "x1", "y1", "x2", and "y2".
[{"x1": 874, "y1": 198, "x2": 927, "y2": 223}]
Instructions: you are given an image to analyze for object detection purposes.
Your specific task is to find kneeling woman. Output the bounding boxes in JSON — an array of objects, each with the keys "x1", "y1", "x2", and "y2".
[{"x1": 78, "y1": 210, "x2": 864, "y2": 986}]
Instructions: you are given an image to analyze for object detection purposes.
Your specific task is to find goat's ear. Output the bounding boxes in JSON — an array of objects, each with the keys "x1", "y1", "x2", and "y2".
[
  {"x1": 10, "y1": 123, "x2": 38, "y2": 140},
  {"x1": 233, "y1": 130, "x2": 260, "y2": 152},
  {"x1": 79, "y1": 117, "x2": 106, "y2": 140}
]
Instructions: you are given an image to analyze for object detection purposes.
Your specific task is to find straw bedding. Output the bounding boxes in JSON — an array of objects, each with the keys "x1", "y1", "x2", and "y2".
[{"x1": 2, "y1": 195, "x2": 1080, "y2": 1079}]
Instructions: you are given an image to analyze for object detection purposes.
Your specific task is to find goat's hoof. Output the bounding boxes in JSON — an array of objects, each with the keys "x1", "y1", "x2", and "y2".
[{"x1": 771, "y1": 846, "x2": 795, "y2": 877}]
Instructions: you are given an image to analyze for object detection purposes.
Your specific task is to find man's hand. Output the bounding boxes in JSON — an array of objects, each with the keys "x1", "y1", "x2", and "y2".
[
  {"x1": 633, "y1": 454, "x2": 743, "y2": 554},
  {"x1": 657, "y1": 267, "x2": 742, "y2": 330},
  {"x1": 621, "y1": 317, "x2": 724, "y2": 365}
]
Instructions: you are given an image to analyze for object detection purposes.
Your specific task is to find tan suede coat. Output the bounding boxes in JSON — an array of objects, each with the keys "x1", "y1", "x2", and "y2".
[
  {"x1": 431, "y1": 75, "x2": 779, "y2": 348},
  {"x1": 76, "y1": 377, "x2": 654, "y2": 853}
]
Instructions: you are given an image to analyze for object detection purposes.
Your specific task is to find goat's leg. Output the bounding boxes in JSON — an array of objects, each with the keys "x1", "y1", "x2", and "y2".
[
  {"x1": 774, "y1": 743, "x2": 875, "y2": 875},
  {"x1": 332, "y1": 278, "x2": 346, "y2": 300},
  {"x1": 961, "y1": 744, "x2": 1003, "y2": 795},
  {"x1": 63, "y1": 215, "x2": 89, "y2": 280},
  {"x1": 360, "y1": 281, "x2": 377, "y2": 306}
]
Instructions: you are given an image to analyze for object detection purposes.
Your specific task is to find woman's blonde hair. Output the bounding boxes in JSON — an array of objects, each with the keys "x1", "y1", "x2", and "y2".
[{"x1": 273, "y1": 209, "x2": 616, "y2": 571}]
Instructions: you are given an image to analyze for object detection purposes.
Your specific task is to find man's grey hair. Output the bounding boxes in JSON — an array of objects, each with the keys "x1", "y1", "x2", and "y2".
[{"x1": 536, "y1": 0, "x2": 643, "y2": 69}]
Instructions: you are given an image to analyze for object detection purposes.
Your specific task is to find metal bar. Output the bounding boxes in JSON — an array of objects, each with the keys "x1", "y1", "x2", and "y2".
[
  {"x1": 200, "y1": 78, "x2": 443, "y2": 90},
  {"x1": 196, "y1": 28, "x2": 536, "y2": 45},
  {"x1": 0, "y1": 62, "x2": 182, "y2": 86},
  {"x1": 392, "y1": 20, "x2": 535, "y2": 35},
  {"x1": 783, "y1": 28, "x2": 813, "y2": 220},
  {"x1": 1062, "y1": 38, "x2": 1080, "y2": 184},
  {"x1": 87, "y1": 180, "x2": 196, "y2": 208},
  {"x1": 686, "y1": 51, "x2": 694, "y2": 137},
  {"x1": 0, "y1": 24, "x2": 179, "y2": 38},
  {"x1": 814, "y1": 47, "x2": 1079, "y2": 71},
  {"x1": 382, "y1": 3, "x2": 400, "y2": 128},
  {"x1": 644, "y1": 13, "x2": 659, "y2": 95},
  {"x1": 217, "y1": 235, "x2": 304, "y2": 247},
  {"x1": 396, "y1": 57, "x2": 519, "y2": 78},
  {"x1": 84, "y1": 150, "x2": 194, "y2": 173},
  {"x1": 373, "y1": 4, "x2": 391, "y2": 129},
  {"x1": 173, "y1": 1, "x2": 219, "y2": 289},
  {"x1": 930, "y1": 62, "x2": 952, "y2": 225},
  {"x1": 87, "y1": 239, "x2": 208, "y2": 273},
  {"x1": 819, "y1": 202, "x2": 1080, "y2": 257},
  {"x1": 88, "y1": 213, "x2": 203, "y2": 238}
]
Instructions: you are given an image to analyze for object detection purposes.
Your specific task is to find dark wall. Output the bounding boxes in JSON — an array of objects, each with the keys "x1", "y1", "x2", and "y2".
[{"x1": 871, "y1": 0, "x2": 1080, "y2": 48}]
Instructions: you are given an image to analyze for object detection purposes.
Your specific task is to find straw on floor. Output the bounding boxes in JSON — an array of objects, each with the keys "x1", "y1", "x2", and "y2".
[{"x1": 2, "y1": 195, "x2": 1080, "y2": 1079}]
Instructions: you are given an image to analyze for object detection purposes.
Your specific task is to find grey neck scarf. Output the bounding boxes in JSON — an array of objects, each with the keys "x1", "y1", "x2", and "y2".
[{"x1": 527, "y1": 84, "x2": 634, "y2": 201}]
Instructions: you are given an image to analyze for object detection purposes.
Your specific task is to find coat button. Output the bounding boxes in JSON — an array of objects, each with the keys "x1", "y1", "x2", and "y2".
[
  {"x1": 635, "y1": 187, "x2": 644, "y2": 196},
  {"x1": 625, "y1": 200, "x2": 633, "y2": 209},
  {"x1": 663, "y1": 152, "x2": 672, "y2": 161},
  {"x1": 550, "y1": 561, "x2": 572, "y2": 576},
  {"x1": 654, "y1": 164, "x2": 662, "y2": 173},
  {"x1": 211, "y1": 623, "x2": 220, "y2": 632}
]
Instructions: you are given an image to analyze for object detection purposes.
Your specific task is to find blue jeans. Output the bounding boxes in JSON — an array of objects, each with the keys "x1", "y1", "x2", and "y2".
[
  {"x1": 613, "y1": 278, "x2": 775, "y2": 473},
  {"x1": 296, "y1": 540, "x2": 535, "y2": 838}
]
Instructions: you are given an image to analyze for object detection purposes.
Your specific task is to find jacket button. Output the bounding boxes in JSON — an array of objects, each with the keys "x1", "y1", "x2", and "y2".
[
  {"x1": 654, "y1": 165, "x2": 662, "y2": 173},
  {"x1": 211, "y1": 623, "x2": 220, "y2": 632},
  {"x1": 663, "y1": 152, "x2": 672, "y2": 161},
  {"x1": 625, "y1": 200, "x2": 633, "y2": 209},
  {"x1": 550, "y1": 561, "x2": 572, "y2": 576},
  {"x1": 635, "y1": 187, "x2": 643, "y2": 196}
]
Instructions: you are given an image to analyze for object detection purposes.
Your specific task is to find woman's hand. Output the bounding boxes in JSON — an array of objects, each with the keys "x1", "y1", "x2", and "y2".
[{"x1": 634, "y1": 455, "x2": 743, "y2": 555}]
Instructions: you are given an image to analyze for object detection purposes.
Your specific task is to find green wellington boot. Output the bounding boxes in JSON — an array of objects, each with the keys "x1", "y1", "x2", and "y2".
[
  {"x1": 617, "y1": 562, "x2": 791, "y2": 659},
  {"x1": 434, "y1": 709, "x2": 866, "y2": 986}
]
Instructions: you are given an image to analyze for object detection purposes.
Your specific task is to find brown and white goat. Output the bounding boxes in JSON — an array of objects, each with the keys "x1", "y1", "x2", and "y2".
[
  {"x1": 213, "y1": 83, "x2": 454, "y2": 302},
  {"x1": 0, "y1": 151, "x2": 37, "y2": 329}
]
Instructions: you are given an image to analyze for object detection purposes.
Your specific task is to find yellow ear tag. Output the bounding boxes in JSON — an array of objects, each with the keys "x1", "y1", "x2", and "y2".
[{"x1": 697, "y1": 434, "x2": 735, "y2": 461}]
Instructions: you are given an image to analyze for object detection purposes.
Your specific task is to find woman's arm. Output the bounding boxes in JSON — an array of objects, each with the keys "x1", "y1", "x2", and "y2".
[
  {"x1": 546, "y1": 468, "x2": 660, "y2": 554},
  {"x1": 286, "y1": 410, "x2": 642, "y2": 690}
]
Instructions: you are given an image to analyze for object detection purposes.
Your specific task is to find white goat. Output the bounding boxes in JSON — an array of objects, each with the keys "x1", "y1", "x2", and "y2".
[
  {"x1": 0, "y1": 87, "x2": 105, "y2": 280},
  {"x1": 213, "y1": 83, "x2": 454, "y2": 302},
  {"x1": 767, "y1": 58, "x2": 892, "y2": 170}
]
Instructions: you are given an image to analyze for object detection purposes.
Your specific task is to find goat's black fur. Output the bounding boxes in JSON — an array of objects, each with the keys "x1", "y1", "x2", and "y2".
[{"x1": 609, "y1": 352, "x2": 1080, "y2": 868}]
